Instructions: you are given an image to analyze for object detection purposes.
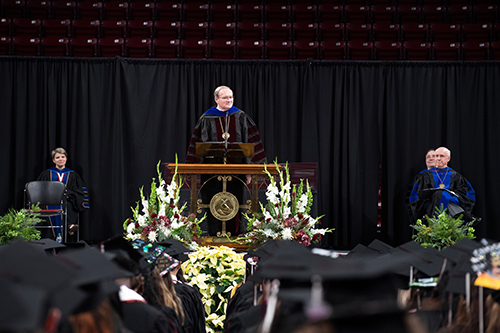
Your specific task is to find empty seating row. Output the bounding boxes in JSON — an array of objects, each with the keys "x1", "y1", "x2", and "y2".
[
  {"x1": 1, "y1": 2, "x2": 498, "y2": 24},
  {"x1": 292, "y1": 39, "x2": 500, "y2": 60},
  {"x1": 3, "y1": 18, "x2": 499, "y2": 43},
  {"x1": 1, "y1": 36, "x2": 498, "y2": 60}
]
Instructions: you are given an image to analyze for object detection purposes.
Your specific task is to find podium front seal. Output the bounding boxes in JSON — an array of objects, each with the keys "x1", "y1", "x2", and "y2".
[{"x1": 210, "y1": 192, "x2": 239, "y2": 221}]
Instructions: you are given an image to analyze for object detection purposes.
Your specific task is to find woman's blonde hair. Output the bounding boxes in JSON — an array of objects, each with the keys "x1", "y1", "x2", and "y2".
[{"x1": 51, "y1": 147, "x2": 68, "y2": 159}]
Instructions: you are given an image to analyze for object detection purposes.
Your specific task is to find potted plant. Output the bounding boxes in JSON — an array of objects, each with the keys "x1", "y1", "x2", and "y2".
[
  {"x1": 410, "y1": 205, "x2": 476, "y2": 251},
  {"x1": 123, "y1": 159, "x2": 205, "y2": 250},
  {"x1": 236, "y1": 161, "x2": 333, "y2": 248},
  {"x1": 0, "y1": 206, "x2": 43, "y2": 245},
  {"x1": 182, "y1": 245, "x2": 245, "y2": 333}
]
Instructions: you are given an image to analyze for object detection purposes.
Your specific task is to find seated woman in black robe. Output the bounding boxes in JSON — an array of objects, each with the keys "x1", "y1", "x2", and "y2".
[{"x1": 37, "y1": 147, "x2": 89, "y2": 240}]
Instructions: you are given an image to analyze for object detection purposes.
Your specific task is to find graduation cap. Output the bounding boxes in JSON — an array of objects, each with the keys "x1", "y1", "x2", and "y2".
[
  {"x1": 437, "y1": 239, "x2": 482, "y2": 295},
  {"x1": 392, "y1": 241, "x2": 445, "y2": 278},
  {"x1": 366, "y1": 239, "x2": 395, "y2": 255},
  {"x1": 56, "y1": 246, "x2": 134, "y2": 314},
  {"x1": 58, "y1": 246, "x2": 133, "y2": 286},
  {"x1": 126, "y1": 239, "x2": 183, "y2": 275},
  {"x1": 244, "y1": 239, "x2": 287, "y2": 263},
  {"x1": 249, "y1": 241, "x2": 325, "y2": 282},
  {"x1": 248, "y1": 243, "x2": 414, "y2": 333},
  {"x1": 100, "y1": 234, "x2": 148, "y2": 263},
  {"x1": 155, "y1": 253, "x2": 180, "y2": 276},
  {"x1": 154, "y1": 239, "x2": 191, "y2": 263},
  {"x1": 0, "y1": 276, "x2": 49, "y2": 332},
  {"x1": 0, "y1": 241, "x2": 87, "y2": 321},
  {"x1": 28, "y1": 238, "x2": 66, "y2": 253}
]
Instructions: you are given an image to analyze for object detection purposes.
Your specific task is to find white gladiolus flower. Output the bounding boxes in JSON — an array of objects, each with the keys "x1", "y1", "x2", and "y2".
[
  {"x1": 127, "y1": 223, "x2": 136, "y2": 233},
  {"x1": 280, "y1": 192, "x2": 290, "y2": 205},
  {"x1": 283, "y1": 207, "x2": 291, "y2": 217},
  {"x1": 156, "y1": 186, "x2": 167, "y2": 202},
  {"x1": 171, "y1": 221, "x2": 181, "y2": 230},
  {"x1": 297, "y1": 194, "x2": 308, "y2": 211},
  {"x1": 141, "y1": 200, "x2": 149, "y2": 215},
  {"x1": 268, "y1": 183, "x2": 279, "y2": 194},
  {"x1": 166, "y1": 183, "x2": 176, "y2": 200},
  {"x1": 266, "y1": 193, "x2": 279, "y2": 205},
  {"x1": 158, "y1": 204, "x2": 166, "y2": 217},
  {"x1": 264, "y1": 211, "x2": 273, "y2": 221},
  {"x1": 311, "y1": 228, "x2": 327, "y2": 235},
  {"x1": 307, "y1": 217, "x2": 317, "y2": 228},
  {"x1": 137, "y1": 214, "x2": 147, "y2": 226},
  {"x1": 282, "y1": 182, "x2": 291, "y2": 192}
]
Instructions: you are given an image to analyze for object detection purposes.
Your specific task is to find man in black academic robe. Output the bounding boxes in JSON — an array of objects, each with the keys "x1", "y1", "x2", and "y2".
[
  {"x1": 408, "y1": 147, "x2": 476, "y2": 222},
  {"x1": 186, "y1": 86, "x2": 267, "y2": 236}
]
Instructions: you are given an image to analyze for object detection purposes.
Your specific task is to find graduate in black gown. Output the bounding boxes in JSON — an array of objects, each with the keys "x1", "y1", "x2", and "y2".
[
  {"x1": 185, "y1": 86, "x2": 267, "y2": 236},
  {"x1": 408, "y1": 147, "x2": 476, "y2": 222},
  {"x1": 159, "y1": 240, "x2": 207, "y2": 333},
  {"x1": 37, "y1": 147, "x2": 89, "y2": 239}
]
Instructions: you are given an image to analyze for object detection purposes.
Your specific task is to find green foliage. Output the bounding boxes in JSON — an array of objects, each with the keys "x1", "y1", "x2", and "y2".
[
  {"x1": 0, "y1": 205, "x2": 43, "y2": 245},
  {"x1": 410, "y1": 205, "x2": 476, "y2": 251}
]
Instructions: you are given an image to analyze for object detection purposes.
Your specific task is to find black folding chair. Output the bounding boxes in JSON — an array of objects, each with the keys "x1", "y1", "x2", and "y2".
[{"x1": 25, "y1": 181, "x2": 67, "y2": 242}]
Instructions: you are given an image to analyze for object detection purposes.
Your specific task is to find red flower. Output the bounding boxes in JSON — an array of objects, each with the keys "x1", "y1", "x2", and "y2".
[
  {"x1": 297, "y1": 214, "x2": 304, "y2": 220},
  {"x1": 141, "y1": 225, "x2": 153, "y2": 235},
  {"x1": 297, "y1": 230, "x2": 311, "y2": 247},
  {"x1": 151, "y1": 213, "x2": 158, "y2": 219},
  {"x1": 135, "y1": 222, "x2": 140, "y2": 228},
  {"x1": 174, "y1": 213, "x2": 180, "y2": 219},
  {"x1": 283, "y1": 217, "x2": 299, "y2": 228},
  {"x1": 312, "y1": 234, "x2": 321, "y2": 242},
  {"x1": 169, "y1": 204, "x2": 176, "y2": 208}
]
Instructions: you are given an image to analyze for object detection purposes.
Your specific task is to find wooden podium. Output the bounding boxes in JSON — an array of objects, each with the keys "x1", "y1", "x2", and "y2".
[{"x1": 166, "y1": 163, "x2": 280, "y2": 242}]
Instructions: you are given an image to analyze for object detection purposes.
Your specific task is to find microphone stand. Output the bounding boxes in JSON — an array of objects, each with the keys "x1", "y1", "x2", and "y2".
[{"x1": 223, "y1": 111, "x2": 229, "y2": 164}]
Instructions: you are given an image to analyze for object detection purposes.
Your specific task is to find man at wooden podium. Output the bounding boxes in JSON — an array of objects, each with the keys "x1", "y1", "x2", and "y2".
[{"x1": 186, "y1": 86, "x2": 267, "y2": 236}]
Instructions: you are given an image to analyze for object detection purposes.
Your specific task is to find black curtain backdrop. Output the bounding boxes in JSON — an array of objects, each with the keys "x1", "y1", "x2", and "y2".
[{"x1": 1, "y1": 57, "x2": 499, "y2": 250}]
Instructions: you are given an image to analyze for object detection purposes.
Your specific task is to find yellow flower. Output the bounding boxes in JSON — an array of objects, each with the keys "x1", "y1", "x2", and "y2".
[
  {"x1": 181, "y1": 245, "x2": 246, "y2": 332},
  {"x1": 191, "y1": 273, "x2": 208, "y2": 290}
]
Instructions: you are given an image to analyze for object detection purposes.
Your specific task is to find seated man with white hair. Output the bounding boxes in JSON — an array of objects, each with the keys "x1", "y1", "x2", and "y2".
[{"x1": 408, "y1": 146, "x2": 476, "y2": 222}]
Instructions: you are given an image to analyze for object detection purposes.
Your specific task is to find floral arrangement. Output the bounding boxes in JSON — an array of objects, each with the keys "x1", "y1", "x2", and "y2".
[
  {"x1": 411, "y1": 205, "x2": 476, "y2": 251},
  {"x1": 237, "y1": 161, "x2": 333, "y2": 248},
  {"x1": 123, "y1": 160, "x2": 205, "y2": 250},
  {"x1": 182, "y1": 246, "x2": 246, "y2": 333},
  {"x1": 0, "y1": 206, "x2": 43, "y2": 245}
]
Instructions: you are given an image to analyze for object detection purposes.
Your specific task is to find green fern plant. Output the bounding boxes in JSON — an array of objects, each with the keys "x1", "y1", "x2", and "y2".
[
  {"x1": 410, "y1": 205, "x2": 476, "y2": 251},
  {"x1": 0, "y1": 206, "x2": 43, "y2": 245}
]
